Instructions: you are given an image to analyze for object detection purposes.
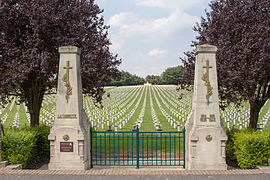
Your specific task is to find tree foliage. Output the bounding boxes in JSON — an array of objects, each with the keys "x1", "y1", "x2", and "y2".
[
  {"x1": 110, "y1": 70, "x2": 145, "y2": 86},
  {"x1": 0, "y1": 0, "x2": 121, "y2": 126},
  {"x1": 161, "y1": 66, "x2": 186, "y2": 85},
  {"x1": 145, "y1": 75, "x2": 162, "y2": 85},
  {"x1": 145, "y1": 66, "x2": 185, "y2": 85},
  {"x1": 181, "y1": 0, "x2": 270, "y2": 129}
]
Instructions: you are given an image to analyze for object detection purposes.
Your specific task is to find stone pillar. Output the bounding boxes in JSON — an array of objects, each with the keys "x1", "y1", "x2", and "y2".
[
  {"x1": 48, "y1": 46, "x2": 91, "y2": 170},
  {"x1": 185, "y1": 44, "x2": 227, "y2": 170}
]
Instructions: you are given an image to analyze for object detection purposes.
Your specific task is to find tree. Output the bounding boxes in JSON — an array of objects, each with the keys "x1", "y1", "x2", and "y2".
[
  {"x1": 181, "y1": 0, "x2": 270, "y2": 129},
  {"x1": 109, "y1": 71, "x2": 145, "y2": 86},
  {"x1": 145, "y1": 75, "x2": 162, "y2": 85},
  {"x1": 0, "y1": 0, "x2": 121, "y2": 126},
  {"x1": 161, "y1": 66, "x2": 186, "y2": 85}
]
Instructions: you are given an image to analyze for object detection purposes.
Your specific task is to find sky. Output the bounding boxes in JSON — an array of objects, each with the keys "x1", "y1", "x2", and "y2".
[{"x1": 95, "y1": 0, "x2": 212, "y2": 78}]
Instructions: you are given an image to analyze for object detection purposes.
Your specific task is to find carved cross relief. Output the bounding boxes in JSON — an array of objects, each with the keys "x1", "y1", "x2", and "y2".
[
  {"x1": 62, "y1": 61, "x2": 73, "y2": 103},
  {"x1": 202, "y1": 60, "x2": 213, "y2": 104}
]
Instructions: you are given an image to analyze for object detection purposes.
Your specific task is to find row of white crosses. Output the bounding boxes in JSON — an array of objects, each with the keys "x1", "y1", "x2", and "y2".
[
  {"x1": 23, "y1": 103, "x2": 31, "y2": 124},
  {"x1": 9, "y1": 97, "x2": 16, "y2": 111},
  {"x1": 158, "y1": 85, "x2": 270, "y2": 130},
  {"x1": 1, "y1": 85, "x2": 269, "y2": 131},
  {"x1": 0, "y1": 104, "x2": 9, "y2": 124},
  {"x1": 154, "y1": 86, "x2": 187, "y2": 125},
  {"x1": 12, "y1": 105, "x2": 20, "y2": 128},
  {"x1": 112, "y1": 87, "x2": 144, "y2": 131},
  {"x1": 87, "y1": 86, "x2": 143, "y2": 131},
  {"x1": 0, "y1": 97, "x2": 9, "y2": 114},
  {"x1": 1, "y1": 113, "x2": 8, "y2": 124},
  {"x1": 258, "y1": 100, "x2": 270, "y2": 129},
  {"x1": 152, "y1": 86, "x2": 182, "y2": 131},
  {"x1": 155, "y1": 86, "x2": 190, "y2": 122},
  {"x1": 107, "y1": 87, "x2": 143, "y2": 130},
  {"x1": 39, "y1": 95, "x2": 56, "y2": 127},
  {"x1": 149, "y1": 87, "x2": 162, "y2": 131},
  {"x1": 106, "y1": 87, "x2": 138, "y2": 109},
  {"x1": 221, "y1": 104, "x2": 250, "y2": 129},
  {"x1": 86, "y1": 86, "x2": 137, "y2": 122},
  {"x1": 158, "y1": 85, "x2": 192, "y2": 109},
  {"x1": 0, "y1": 97, "x2": 11, "y2": 126},
  {"x1": 134, "y1": 87, "x2": 147, "y2": 129},
  {"x1": 168, "y1": 87, "x2": 192, "y2": 112}
]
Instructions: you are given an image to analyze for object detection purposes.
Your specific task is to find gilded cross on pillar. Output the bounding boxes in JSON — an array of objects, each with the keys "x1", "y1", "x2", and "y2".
[
  {"x1": 62, "y1": 61, "x2": 73, "y2": 103},
  {"x1": 202, "y1": 60, "x2": 213, "y2": 104}
]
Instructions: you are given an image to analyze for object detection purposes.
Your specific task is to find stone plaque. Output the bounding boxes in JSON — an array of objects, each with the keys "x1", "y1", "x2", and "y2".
[
  {"x1": 60, "y1": 142, "x2": 73, "y2": 152},
  {"x1": 200, "y1": 114, "x2": 216, "y2": 122},
  {"x1": 58, "y1": 114, "x2": 77, "y2": 119}
]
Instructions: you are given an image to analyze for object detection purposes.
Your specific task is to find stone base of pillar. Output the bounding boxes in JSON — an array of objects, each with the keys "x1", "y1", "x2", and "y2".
[
  {"x1": 186, "y1": 126, "x2": 227, "y2": 170},
  {"x1": 48, "y1": 125, "x2": 90, "y2": 170},
  {"x1": 0, "y1": 161, "x2": 8, "y2": 168}
]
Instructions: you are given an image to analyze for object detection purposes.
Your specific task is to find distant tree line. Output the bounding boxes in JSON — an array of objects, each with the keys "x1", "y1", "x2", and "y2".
[
  {"x1": 146, "y1": 66, "x2": 186, "y2": 85},
  {"x1": 109, "y1": 66, "x2": 185, "y2": 86},
  {"x1": 109, "y1": 71, "x2": 145, "y2": 86}
]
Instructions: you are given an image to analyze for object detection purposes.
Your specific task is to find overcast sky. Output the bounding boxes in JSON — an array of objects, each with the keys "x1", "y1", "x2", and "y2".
[{"x1": 95, "y1": 0, "x2": 212, "y2": 78}]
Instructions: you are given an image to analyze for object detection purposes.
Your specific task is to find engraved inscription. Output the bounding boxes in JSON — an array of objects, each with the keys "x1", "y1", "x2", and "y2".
[
  {"x1": 202, "y1": 60, "x2": 213, "y2": 104},
  {"x1": 209, "y1": 114, "x2": 216, "y2": 122},
  {"x1": 62, "y1": 61, "x2": 73, "y2": 103},
  {"x1": 58, "y1": 114, "x2": 77, "y2": 119},
  {"x1": 200, "y1": 114, "x2": 216, "y2": 122},
  {"x1": 200, "y1": 114, "x2": 207, "y2": 122},
  {"x1": 60, "y1": 142, "x2": 73, "y2": 152}
]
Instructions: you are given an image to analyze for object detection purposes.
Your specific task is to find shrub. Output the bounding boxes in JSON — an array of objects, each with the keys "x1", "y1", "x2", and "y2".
[
  {"x1": 226, "y1": 129, "x2": 270, "y2": 169},
  {"x1": 1, "y1": 125, "x2": 50, "y2": 168},
  {"x1": 226, "y1": 129, "x2": 239, "y2": 168}
]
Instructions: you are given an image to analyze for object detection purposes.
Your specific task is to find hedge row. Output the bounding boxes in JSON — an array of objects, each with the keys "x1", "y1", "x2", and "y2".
[
  {"x1": 1, "y1": 126, "x2": 270, "y2": 169},
  {"x1": 1, "y1": 125, "x2": 50, "y2": 169},
  {"x1": 226, "y1": 129, "x2": 270, "y2": 169}
]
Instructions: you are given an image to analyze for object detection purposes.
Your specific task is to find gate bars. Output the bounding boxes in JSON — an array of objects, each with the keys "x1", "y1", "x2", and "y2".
[{"x1": 90, "y1": 126, "x2": 185, "y2": 169}]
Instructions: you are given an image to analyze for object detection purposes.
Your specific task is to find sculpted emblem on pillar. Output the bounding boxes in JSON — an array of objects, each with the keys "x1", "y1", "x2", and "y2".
[
  {"x1": 62, "y1": 61, "x2": 73, "y2": 103},
  {"x1": 202, "y1": 59, "x2": 213, "y2": 104}
]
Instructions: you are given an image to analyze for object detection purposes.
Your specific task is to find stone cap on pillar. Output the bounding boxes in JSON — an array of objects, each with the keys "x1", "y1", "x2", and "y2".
[
  {"x1": 59, "y1": 46, "x2": 81, "y2": 55},
  {"x1": 195, "y1": 44, "x2": 217, "y2": 55}
]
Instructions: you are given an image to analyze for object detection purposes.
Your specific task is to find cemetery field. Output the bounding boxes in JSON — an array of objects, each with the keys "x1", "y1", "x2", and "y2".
[{"x1": 0, "y1": 85, "x2": 270, "y2": 131}]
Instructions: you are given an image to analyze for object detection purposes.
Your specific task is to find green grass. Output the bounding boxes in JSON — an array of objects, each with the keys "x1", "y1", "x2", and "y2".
[
  {"x1": 0, "y1": 85, "x2": 269, "y2": 132},
  {"x1": 18, "y1": 104, "x2": 29, "y2": 128},
  {"x1": 122, "y1": 87, "x2": 146, "y2": 131},
  {"x1": 151, "y1": 87, "x2": 176, "y2": 131},
  {"x1": 92, "y1": 130, "x2": 185, "y2": 166},
  {"x1": 140, "y1": 87, "x2": 156, "y2": 131}
]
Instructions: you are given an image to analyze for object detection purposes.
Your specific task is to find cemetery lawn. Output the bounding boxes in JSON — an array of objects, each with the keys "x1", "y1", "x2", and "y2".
[{"x1": 0, "y1": 85, "x2": 269, "y2": 131}]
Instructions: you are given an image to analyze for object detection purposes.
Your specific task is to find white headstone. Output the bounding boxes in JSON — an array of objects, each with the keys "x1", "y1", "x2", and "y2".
[
  {"x1": 185, "y1": 44, "x2": 227, "y2": 170},
  {"x1": 48, "y1": 46, "x2": 91, "y2": 170}
]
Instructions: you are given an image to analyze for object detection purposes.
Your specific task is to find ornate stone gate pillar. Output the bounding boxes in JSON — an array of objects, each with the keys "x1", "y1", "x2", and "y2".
[
  {"x1": 185, "y1": 44, "x2": 227, "y2": 170},
  {"x1": 48, "y1": 46, "x2": 91, "y2": 170}
]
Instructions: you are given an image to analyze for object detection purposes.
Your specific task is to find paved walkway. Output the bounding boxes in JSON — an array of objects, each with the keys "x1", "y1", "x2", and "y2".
[
  {"x1": 1, "y1": 166, "x2": 270, "y2": 180},
  {"x1": 1, "y1": 174, "x2": 270, "y2": 180}
]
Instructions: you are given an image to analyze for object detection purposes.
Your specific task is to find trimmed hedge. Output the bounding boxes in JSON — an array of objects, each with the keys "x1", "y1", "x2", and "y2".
[
  {"x1": 2, "y1": 125, "x2": 270, "y2": 169},
  {"x1": 226, "y1": 129, "x2": 270, "y2": 169},
  {"x1": 1, "y1": 125, "x2": 50, "y2": 169}
]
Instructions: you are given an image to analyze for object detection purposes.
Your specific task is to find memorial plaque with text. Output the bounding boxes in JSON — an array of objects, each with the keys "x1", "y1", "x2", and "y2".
[{"x1": 60, "y1": 142, "x2": 73, "y2": 152}]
